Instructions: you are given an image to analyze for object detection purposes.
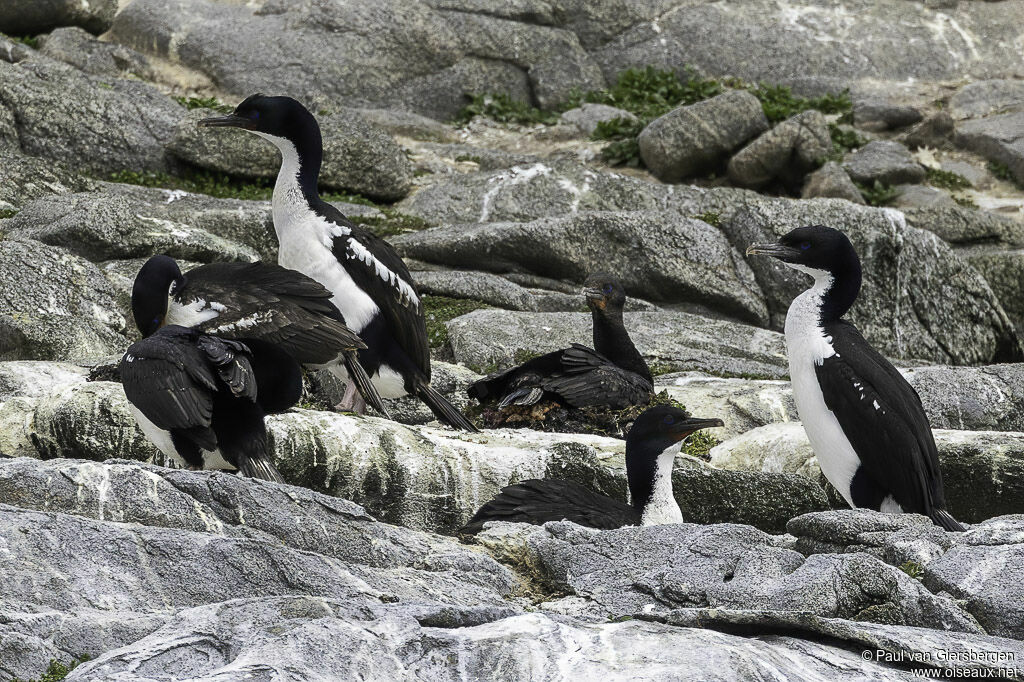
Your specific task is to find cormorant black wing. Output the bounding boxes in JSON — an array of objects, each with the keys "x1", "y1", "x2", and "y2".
[
  {"x1": 542, "y1": 344, "x2": 654, "y2": 409},
  {"x1": 120, "y1": 328, "x2": 221, "y2": 447},
  {"x1": 816, "y1": 321, "x2": 950, "y2": 522},
  {"x1": 461, "y1": 479, "x2": 639, "y2": 534},
  {"x1": 318, "y1": 202, "x2": 430, "y2": 377},
  {"x1": 179, "y1": 261, "x2": 366, "y2": 366},
  {"x1": 466, "y1": 350, "x2": 565, "y2": 403}
]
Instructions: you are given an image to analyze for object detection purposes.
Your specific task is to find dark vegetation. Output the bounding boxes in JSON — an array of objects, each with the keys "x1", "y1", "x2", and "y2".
[{"x1": 456, "y1": 66, "x2": 854, "y2": 170}]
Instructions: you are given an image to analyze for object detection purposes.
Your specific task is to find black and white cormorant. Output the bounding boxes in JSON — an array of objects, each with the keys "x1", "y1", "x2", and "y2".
[
  {"x1": 198, "y1": 95, "x2": 477, "y2": 432},
  {"x1": 467, "y1": 274, "x2": 653, "y2": 411},
  {"x1": 130, "y1": 254, "x2": 390, "y2": 418},
  {"x1": 460, "y1": 405, "x2": 723, "y2": 533},
  {"x1": 746, "y1": 225, "x2": 964, "y2": 531},
  {"x1": 121, "y1": 325, "x2": 301, "y2": 482}
]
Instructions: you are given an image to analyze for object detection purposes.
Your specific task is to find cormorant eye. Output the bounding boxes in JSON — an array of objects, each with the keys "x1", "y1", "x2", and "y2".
[
  {"x1": 151, "y1": 317, "x2": 160, "y2": 327},
  {"x1": 602, "y1": 283, "x2": 613, "y2": 295},
  {"x1": 800, "y1": 241, "x2": 812, "y2": 250},
  {"x1": 250, "y1": 110, "x2": 260, "y2": 120},
  {"x1": 663, "y1": 414, "x2": 675, "y2": 425}
]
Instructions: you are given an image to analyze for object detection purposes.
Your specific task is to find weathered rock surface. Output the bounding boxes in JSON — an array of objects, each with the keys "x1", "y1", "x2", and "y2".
[
  {"x1": 842, "y1": 140, "x2": 926, "y2": 186},
  {"x1": 638, "y1": 90, "x2": 769, "y2": 182},
  {"x1": 801, "y1": 161, "x2": 866, "y2": 204},
  {"x1": 955, "y1": 111, "x2": 1024, "y2": 185},
  {"x1": 853, "y1": 99, "x2": 922, "y2": 132},
  {"x1": 727, "y1": 110, "x2": 831, "y2": 188},
  {"x1": 169, "y1": 108, "x2": 415, "y2": 201},
  {"x1": 0, "y1": 240, "x2": 130, "y2": 363},
  {"x1": 0, "y1": 0, "x2": 117, "y2": 35},
  {"x1": 446, "y1": 309, "x2": 788, "y2": 378},
  {"x1": 710, "y1": 422, "x2": 1024, "y2": 524},
  {"x1": 493, "y1": 521, "x2": 979, "y2": 631},
  {"x1": 963, "y1": 248, "x2": 1024, "y2": 335},
  {"x1": 0, "y1": 56, "x2": 182, "y2": 174},
  {"x1": 950, "y1": 80, "x2": 1024, "y2": 121},
  {"x1": 559, "y1": 103, "x2": 636, "y2": 136},
  {"x1": 903, "y1": 205, "x2": 1024, "y2": 246},
  {"x1": 395, "y1": 211, "x2": 769, "y2": 324},
  {"x1": 0, "y1": 152, "x2": 98, "y2": 211},
  {"x1": 5, "y1": 190, "x2": 260, "y2": 264},
  {"x1": 38, "y1": 27, "x2": 152, "y2": 80}
]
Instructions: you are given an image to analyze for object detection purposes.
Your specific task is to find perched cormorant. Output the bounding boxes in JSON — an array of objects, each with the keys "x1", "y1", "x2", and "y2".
[
  {"x1": 130, "y1": 254, "x2": 390, "y2": 418},
  {"x1": 121, "y1": 325, "x2": 301, "y2": 482},
  {"x1": 460, "y1": 405, "x2": 723, "y2": 533},
  {"x1": 467, "y1": 274, "x2": 653, "y2": 411},
  {"x1": 746, "y1": 225, "x2": 964, "y2": 531},
  {"x1": 199, "y1": 95, "x2": 476, "y2": 431}
]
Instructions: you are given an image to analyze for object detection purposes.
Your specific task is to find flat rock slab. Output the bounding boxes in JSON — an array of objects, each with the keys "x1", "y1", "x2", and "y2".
[
  {"x1": 492, "y1": 521, "x2": 979, "y2": 631},
  {"x1": 445, "y1": 309, "x2": 788, "y2": 379},
  {"x1": 842, "y1": 140, "x2": 926, "y2": 186},
  {"x1": 0, "y1": 151, "x2": 98, "y2": 212},
  {"x1": 395, "y1": 211, "x2": 769, "y2": 325},
  {"x1": 710, "y1": 422, "x2": 1024, "y2": 524},
  {"x1": 955, "y1": 111, "x2": 1024, "y2": 185}
]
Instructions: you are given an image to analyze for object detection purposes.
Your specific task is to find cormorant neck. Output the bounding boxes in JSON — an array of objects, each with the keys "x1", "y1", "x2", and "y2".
[
  {"x1": 626, "y1": 441, "x2": 682, "y2": 525},
  {"x1": 791, "y1": 260, "x2": 861, "y2": 323},
  {"x1": 258, "y1": 128, "x2": 322, "y2": 206},
  {"x1": 592, "y1": 307, "x2": 651, "y2": 380}
]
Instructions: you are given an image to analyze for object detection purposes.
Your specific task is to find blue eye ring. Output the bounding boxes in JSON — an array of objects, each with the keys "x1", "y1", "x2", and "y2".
[
  {"x1": 602, "y1": 283, "x2": 613, "y2": 295},
  {"x1": 800, "y1": 241, "x2": 811, "y2": 250},
  {"x1": 663, "y1": 414, "x2": 675, "y2": 425}
]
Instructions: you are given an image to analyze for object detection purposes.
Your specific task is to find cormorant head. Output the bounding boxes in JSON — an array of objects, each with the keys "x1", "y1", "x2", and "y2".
[
  {"x1": 131, "y1": 255, "x2": 185, "y2": 338},
  {"x1": 583, "y1": 272, "x2": 627, "y2": 314},
  {"x1": 198, "y1": 94, "x2": 320, "y2": 151},
  {"x1": 627, "y1": 405, "x2": 724, "y2": 457},
  {"x1": 745, "y1": 225, "x2": 860, "y2": 280}
]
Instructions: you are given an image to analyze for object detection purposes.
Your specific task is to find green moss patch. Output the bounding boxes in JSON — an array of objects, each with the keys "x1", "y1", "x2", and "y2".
[
  {"x1": 175, "y1": 96, "x2": 233, "y2": 113},
  {"x1": 454, "y1": 93, "x2": 559, "y2": 126},
  {"x1": 856, "y1": 179, "x2": 899, "y2": 207},
  {"x1": 350, "y1": 210, "x2": 430, "y2": 238},
  {"x1": 422, "y1": 295, "x2": 492, "y2": 350},
  {"x1": 925, "y1": 167, "x2": 972, "y2": 190},
  {"x1": 12, "y1": 656, "x2": 90, "y2": 682}
]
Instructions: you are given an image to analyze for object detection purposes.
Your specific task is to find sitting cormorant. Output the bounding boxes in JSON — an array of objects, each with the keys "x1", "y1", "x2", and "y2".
[
  {"x1": 746, "y1": 225, "x2": 964, "y2": 531},
  {"x1": 121, "y1": 325, "x2": 301, "y2": 482},
  {"x1": 130, "y1": 255, "x2": 389, "y2": 417},
  {"x1": 198, "y1": 95, "x2": 476, "y2": 431},
  {"x1": 461, "y1": 405, "x2": 723, "y2": 533},
  {"x1": 467, "y1": 273, "x2": 653, "y2": 411}
]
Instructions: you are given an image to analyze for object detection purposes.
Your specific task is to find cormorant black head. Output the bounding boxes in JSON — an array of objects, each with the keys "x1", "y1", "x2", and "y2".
[
  {"x1": 583, "y1": 272, "x2": 626, "y2": 314},
  {"x1": 627, "y1": 405, "x2": 724, "y2": 456},
  {"x1": 199, "y1": 94, "x2": 323, "y2": 201},
  {"x1": 198, "y1": 94, "x2": 319, "y2": 144},
  {"x1": 745, "y1": 225, "x2": 860, "y2": 276},
  {"x1": 625, "y1": 405, "x2": 723, "y2": 512},
  {"x1": 745, "y1": 225, "x2": 863, "y2": 320},
  {"x1": 131, "y1": 255, "x2": 185, "y2": 338}
]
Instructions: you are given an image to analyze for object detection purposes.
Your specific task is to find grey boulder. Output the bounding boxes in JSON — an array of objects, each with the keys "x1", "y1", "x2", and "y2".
[
  {"x1": 5, "y1": 190, "x2": 260, "y2": 264},
  {"x1": 852, "y1": 98, "x2": 923, "y2": 131},
  {"x1": 954, "y1": 111, "x2": 1024, "y2": 185},
  {"x1": 0, "y1": 240, "x2": 130, "y2": 363},
  {"x1": 842, "y1": 140, "x2": 926, "y2": 186},
  {"x1": 0, "y1": 151, "x2": 98, "y2": 212},
  {"x1": 638, "y1": 90, "x2": 769, "y2": 182},
  {"x1": 0, "y1": 0, "x2": 117, "y2": 35},
  {"x1": 446, "y1": 308, "x2": 788, "y2": 379},
  {"x1": 0, "y1": 56, "x2": 181, "y2": 174},
  {"x1": 949, "y1": 80, "x2": 1024, "y2": 120},
  {"x1": 559, "y1": 103, "x2": 637, "y2": 136},
  {"x1": 728, "y1": 110, "x2": 831, "y2": 188},
  {"x1": 801, "y1": 161, "x2": 866, "y2": 204},
  {"x1": 394, "y1": 211, "x2": 769, "y2": 325},
  {"x1": 37, "y1": 27, "x2": 152, "y2": 80}
]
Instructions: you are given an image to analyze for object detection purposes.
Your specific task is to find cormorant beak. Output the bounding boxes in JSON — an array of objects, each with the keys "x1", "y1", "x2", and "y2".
[
  {"x1": 198, "y1": 113, "x2": 253, "y2": 130},
  {"x1": 583, "y1": 287, "x2": 606, "y2": 308},
  {"x1": 670, "y1": 416, "x2": 725, "y2": 441},
  {"x1": 745, "y1": 242, "x2": 801, "y2": 262}
]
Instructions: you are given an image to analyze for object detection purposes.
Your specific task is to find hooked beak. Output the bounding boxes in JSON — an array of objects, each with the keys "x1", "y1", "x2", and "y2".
[
  {"x1": 583, "y1": 287, "x2": 606, "y2": 309},
  {"x1": 745, "y1": 242, "x2": 801, "y2": 262},
  {"x1": 198, "y1": 113, "x2": 252, "y2": 129},
  {"x1": 670, "y1": 416, "x2": 725, "y2": 441}
]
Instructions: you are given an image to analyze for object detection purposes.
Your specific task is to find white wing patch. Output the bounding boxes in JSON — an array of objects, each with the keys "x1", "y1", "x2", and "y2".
[
  {"x1": 166, "y1": 297, "x2": 224, "y2": 327},
  {"x1": 208, "y1": 311, "x2": 274, "y2": 334},
  {"x1": 346, "y1": 237, "x2": 420, "y2": 309}
]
